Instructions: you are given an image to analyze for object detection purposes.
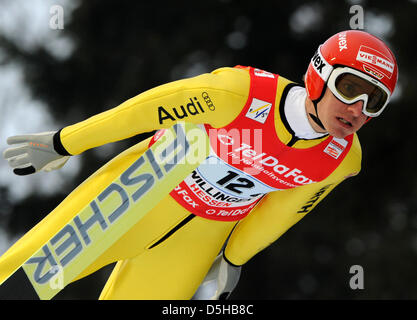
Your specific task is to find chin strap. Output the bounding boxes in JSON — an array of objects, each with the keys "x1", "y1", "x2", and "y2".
[{"x1": 309, "y1": 100, "x2": 326, "y2": 131}]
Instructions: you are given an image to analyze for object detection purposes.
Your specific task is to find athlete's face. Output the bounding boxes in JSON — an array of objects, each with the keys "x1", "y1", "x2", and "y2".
[{"x1": 310, "y1": 87, "x2": 368, "y2": 138}]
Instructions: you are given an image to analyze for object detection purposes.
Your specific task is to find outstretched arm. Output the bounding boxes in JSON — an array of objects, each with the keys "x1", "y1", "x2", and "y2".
[
  {"x1": 58, "y1": 67, "x2": 250, "y2": 155},
  {"x1": 3, "y1": 67, "x2": 250, "y2": 175}
]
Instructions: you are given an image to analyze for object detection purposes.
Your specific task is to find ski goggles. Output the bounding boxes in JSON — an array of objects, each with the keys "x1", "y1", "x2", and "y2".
[{"x1": 327, "y1": 67, "x2": 391, "y2": 117}]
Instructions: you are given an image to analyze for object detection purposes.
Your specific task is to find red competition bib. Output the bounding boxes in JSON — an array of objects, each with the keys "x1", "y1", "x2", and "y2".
[{"x1": 150, "y1": 67, "x2": 353, "y2": 221}]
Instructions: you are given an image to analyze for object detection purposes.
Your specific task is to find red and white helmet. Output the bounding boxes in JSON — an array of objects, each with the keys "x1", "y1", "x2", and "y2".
[{"x1": 305, "y1": 30, "x2": 398, "y2": 110}]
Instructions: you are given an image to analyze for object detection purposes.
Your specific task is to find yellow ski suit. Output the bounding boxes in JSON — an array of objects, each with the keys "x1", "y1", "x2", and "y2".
[{"x1": 0, "y1": 67, "x2": 361, "y2": 299}]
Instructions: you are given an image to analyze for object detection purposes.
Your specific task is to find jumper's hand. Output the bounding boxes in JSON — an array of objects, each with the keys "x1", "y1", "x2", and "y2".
[
  {"x1": 3, "y1": 131, "x2": 70, "y2": 176},
  {"x1": 192, "y1": 253, "x2": 241, "y2": 300}
]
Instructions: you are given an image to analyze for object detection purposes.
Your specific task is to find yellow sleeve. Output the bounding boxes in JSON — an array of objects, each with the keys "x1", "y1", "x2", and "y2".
[
  {"x1": 224, "y1": 135, "x2": 362, "y2": 266},
  {"x1": 59, "y1": 67, "x2": 250, "y2": 155}
]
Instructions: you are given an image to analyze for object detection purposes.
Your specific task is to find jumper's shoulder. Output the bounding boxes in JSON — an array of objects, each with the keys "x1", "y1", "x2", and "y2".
[
  {"x1": 182, "y1": 67, "x2": 250, "y2": 128},
  {"x1": 332, "y1": 133, "x2": 362, "y2": 181},
  {"x1": 207, "y1": 67, "x2": 251, "y2": 93},
  {"x1": 350, "y1": 133, "x2": 362, "y2": 163}
]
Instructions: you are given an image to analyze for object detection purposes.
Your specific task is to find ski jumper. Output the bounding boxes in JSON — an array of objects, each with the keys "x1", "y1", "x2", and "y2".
[{"x1": 0, "y1": 66, "x2": 361, "y2": 299}]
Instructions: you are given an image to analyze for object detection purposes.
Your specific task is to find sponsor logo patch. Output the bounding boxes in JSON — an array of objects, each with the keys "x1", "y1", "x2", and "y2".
[
  {"x1": 323, "y1": 137, "x2": 348, "y2": 159},
  {"x1": 311, "y1": 47, "x2": 333, "y2": 81},
  {"x1": 356, "y1": 45, "x2": 394, "y2": 79},
  {"x1": 363, "y1": 65, "x2": 384, "y2": 79},
  {"x1": 297, "y1": 184, "x2": 332, "y2": 214},
  {"x1": 202, "y1": 92, "x2": 215, "y2": 111},
  {"x1": 245, "y1": 98, "x2": 272, "y2": 124},
  {"x1": 158, "y1": 96, "x2": 210, "y2": 124},
  {"x1": 338, "y1": 32, "x2": 348, "y2": 51},
  {"x1": 254, "y1": 68, "x2": 275, "y2": 79}
]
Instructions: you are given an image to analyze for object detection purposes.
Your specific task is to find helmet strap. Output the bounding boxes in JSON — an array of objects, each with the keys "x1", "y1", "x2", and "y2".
[{"x1": 309, "y1": 100, "x2": 326, "y2": 131}]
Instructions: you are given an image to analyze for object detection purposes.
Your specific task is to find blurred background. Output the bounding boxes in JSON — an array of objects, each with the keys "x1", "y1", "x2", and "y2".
[{"x1": 0, "y1": 0, "x2": 416, "y2": 300}]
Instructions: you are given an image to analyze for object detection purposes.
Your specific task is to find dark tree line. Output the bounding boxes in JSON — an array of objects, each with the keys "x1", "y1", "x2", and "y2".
[{"x1": 0, "y1": 0, "x2": 416, "y2": 299}]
